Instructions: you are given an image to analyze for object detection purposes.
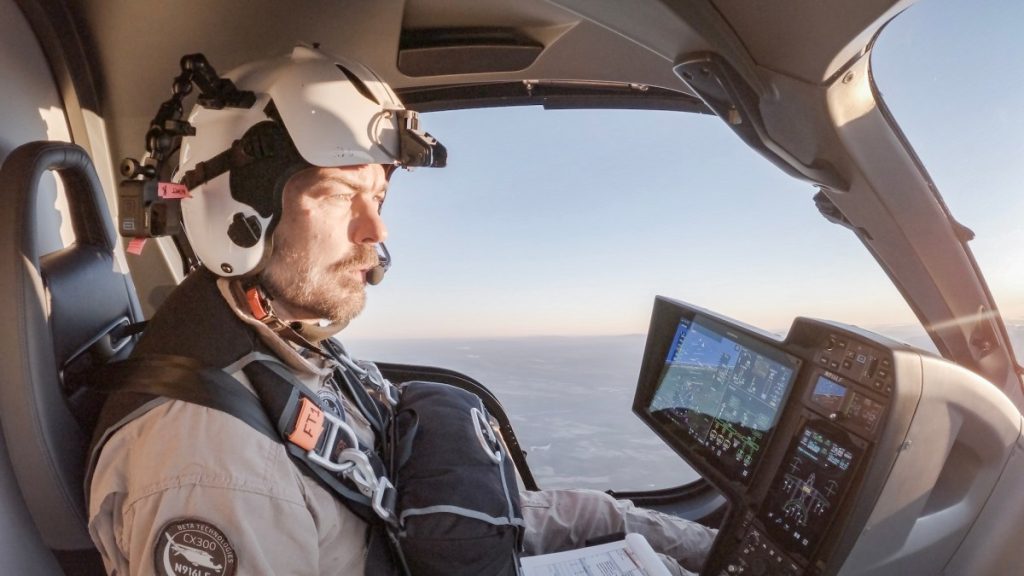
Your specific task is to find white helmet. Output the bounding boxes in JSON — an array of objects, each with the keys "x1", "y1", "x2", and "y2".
[{"x1": 176, "y1": 44, "x2": 445, "y2": 277}]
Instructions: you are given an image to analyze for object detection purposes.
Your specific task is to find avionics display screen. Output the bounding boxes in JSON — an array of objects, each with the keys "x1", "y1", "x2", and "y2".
[
  {"x1": 810, "y1": 375, "x2": 847, "y2": 413},
  {"x1": 810, "y1": 374, "x2": 885, "y2": 434},
  {"x1": 647, "y1": 316, "x2": 798, "y2": 482},
  {"x1": 760, "y1": 423, "x2": 862, "y2": 559}
]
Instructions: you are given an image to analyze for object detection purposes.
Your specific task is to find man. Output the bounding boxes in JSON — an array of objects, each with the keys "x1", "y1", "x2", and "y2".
[{"x1": 88, "y1": 45, "x2": 715, "y2": 575}]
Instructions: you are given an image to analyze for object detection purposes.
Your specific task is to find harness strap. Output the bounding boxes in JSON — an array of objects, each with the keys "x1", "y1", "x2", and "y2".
[
  {"x1": 323, "y1": 338, "x2": 390, "y2": 438},
  {"x1": 90, "y1": 354, "x2": 396, "y2": 527},
  {"x1": 232, "y1": 281, "x2": 330, "y2": 360},
  {"x1": 242, "y1": 360, "x2": 398, "y2": 524},
  {"x1": 90, "y1": 354, "x2": 277, "y2": 440}
]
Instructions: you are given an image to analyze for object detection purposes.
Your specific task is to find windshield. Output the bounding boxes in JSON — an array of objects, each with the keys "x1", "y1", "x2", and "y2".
[
  {"x1": 344, "y1": 104, "x2": 929, "y2": 491},
  {"x1": 873, "y1": 0, "x2": 1024, "y2": 364}
]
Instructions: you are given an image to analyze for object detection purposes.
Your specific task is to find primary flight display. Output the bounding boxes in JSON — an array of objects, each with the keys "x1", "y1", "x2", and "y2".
[{"x1": 648, "y1": 316, "x2": 799, "y2": 482}]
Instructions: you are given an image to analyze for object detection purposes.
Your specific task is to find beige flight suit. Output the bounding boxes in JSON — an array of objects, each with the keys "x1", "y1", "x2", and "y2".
[{"x1": 88, "y1": 279, "x2": 715, "y2": 575}]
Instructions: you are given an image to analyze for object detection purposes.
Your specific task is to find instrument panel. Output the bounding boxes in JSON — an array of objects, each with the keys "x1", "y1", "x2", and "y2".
[{"x1": 633, "y1": 297, "x2": 908, "y2": 576}]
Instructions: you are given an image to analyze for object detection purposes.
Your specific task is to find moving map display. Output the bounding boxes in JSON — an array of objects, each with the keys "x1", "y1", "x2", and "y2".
[
  {"x1": 761, "y1": 423, "x2": 862, "y2": 558},
  {"x1": 648, "y1": 317, "x2": 798, "y2": 482}
]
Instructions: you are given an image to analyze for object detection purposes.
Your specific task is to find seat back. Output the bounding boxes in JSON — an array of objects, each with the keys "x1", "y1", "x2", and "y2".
[{"x1": 0, "y1": 141, "x2": 142, "y2": 570}]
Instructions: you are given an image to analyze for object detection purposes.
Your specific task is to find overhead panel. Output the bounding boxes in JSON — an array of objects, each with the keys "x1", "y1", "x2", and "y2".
[{"x1": 398, "y1": 28, "x2": 545, "y2": 77}]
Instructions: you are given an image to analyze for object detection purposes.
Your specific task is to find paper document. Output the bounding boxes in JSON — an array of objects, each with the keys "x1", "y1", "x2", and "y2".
[{"x1": 520, "y1": 533, "x2": 672, "y2": 576}]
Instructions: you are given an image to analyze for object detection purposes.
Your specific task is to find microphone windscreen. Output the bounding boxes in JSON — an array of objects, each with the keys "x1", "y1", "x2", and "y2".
[{"x1": 366, "y1": 266, "x2": 386, "y2": 286}]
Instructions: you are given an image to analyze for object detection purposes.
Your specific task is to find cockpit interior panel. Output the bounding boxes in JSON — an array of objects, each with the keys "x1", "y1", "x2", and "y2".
[{"x1": 633, "y1": 297, "x2": 1023, "y2": 576}]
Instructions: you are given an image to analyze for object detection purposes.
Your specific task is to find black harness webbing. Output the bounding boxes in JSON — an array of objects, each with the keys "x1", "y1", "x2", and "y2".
[
  {"x1": 91, "y1": 353, "x2": 392, "y2": 517},
  {"x1": 242, "y1": 359, "x2": 396, "y2": 521},
  {"x1": 90, "y1": 354, "x2": 277, "y2": 441},
  {"x1": 323, "y1": 338, "x2": 387, "y2": 436},
  {"x1": 88, "y1": 353, "x2": 406, "y2": 575}
]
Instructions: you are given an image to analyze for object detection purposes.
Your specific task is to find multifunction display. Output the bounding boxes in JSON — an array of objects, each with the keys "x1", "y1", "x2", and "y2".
[
  {"x1": 648, "y1": 316, "x2": 798, "y2": 482},
  {"x1": 761, "y1": 422, "x2": 862, "y2": 558}
]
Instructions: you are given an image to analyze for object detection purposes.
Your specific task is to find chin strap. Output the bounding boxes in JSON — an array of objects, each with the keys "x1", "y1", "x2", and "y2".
[{"x1": 231, "y1": 280, "x2": 329, "y2": 359}]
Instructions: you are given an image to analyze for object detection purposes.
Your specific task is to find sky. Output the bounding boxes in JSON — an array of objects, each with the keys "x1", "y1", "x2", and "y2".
[
  {"x1": 344, "y1": 0, "x2": 1024, "y2": 344},
  {"x1": 871, "y1": 0, "x2": 1024, "y2": 321}
]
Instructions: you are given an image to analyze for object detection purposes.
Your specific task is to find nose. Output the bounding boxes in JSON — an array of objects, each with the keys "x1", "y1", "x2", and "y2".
[{"x1": 351, "y1": 197, "x2": 388, "y2": 245}]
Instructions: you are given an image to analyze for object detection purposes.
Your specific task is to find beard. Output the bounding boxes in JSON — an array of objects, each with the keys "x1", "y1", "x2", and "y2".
[{"x1": 261, "y1": 241, "x2": 379, "y2": 327}]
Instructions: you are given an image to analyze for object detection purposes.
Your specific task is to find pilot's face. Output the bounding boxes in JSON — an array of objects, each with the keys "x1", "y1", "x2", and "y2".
[{"x1": 261, "y1": 164, "x2": 388, "y2": 326}]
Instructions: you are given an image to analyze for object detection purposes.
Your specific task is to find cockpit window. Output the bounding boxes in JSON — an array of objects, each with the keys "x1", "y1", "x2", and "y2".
[
  {"x1": 345, "y1": 105, "x2": 926, "y2": 490},
  {"x1": 873, "y1": 0, "x2": 1024, "y2": 365}
]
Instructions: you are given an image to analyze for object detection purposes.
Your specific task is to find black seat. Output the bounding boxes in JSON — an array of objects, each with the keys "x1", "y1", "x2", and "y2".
[{"x1": 0, "y1": 141, "x2": 142, "y2": 574}]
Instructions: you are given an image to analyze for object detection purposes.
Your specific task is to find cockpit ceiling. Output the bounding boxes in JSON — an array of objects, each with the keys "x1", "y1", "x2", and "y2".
[
  {"x1": 69, "y1": 0, "x2": 696, "y2": 115},
  {"x1": 63, "y1": 0, "x2": 910, "y2": 168},
  {"x1": 65, "y1": 0, "x2": 698, "y2": 170},
  {"x1": 712, "y1": 0, "x2": 913, "y2": 83}
]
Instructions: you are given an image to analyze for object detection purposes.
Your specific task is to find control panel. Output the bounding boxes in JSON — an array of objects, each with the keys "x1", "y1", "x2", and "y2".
[{"x1": 633, "y1": 297, "x2": 918, "y2": 575}]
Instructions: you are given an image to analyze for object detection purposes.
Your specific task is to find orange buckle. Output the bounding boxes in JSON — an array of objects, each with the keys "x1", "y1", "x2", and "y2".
[
  {"x1": 245, "y1": 286, "x2": 270, "y2": 321},
  {"x1": 288, "y1": 397, "x2": 325, "y2": 451}
]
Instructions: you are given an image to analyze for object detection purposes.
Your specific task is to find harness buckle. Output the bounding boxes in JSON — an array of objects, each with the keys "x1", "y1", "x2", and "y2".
[
  {"x1": 338, "y1": 448, "x2": 396, "y2": 522},
  {"x1": 471, "y1": 407, "x2": 504, "y2": 464},
  {"x1": 304, "y1": 407, "x2": 360, "y2": 474},
  {"x1": 381, "y1": 380, "x2": 400, "y2": 407},
  {"x1": 372, "y1": 477, "x2": 396, "y2": 522},
  {"x1": 355, "y1": 359, "x2": 400, "y2": 407},
  {"x1": 300, "y1": 420, "x2": 396, "y2": 523}
]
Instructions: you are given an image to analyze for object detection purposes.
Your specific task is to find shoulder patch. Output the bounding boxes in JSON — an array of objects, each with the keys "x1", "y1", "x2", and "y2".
[{"x1": 154, "y1": 518, "x2": 237, "y2": 576}]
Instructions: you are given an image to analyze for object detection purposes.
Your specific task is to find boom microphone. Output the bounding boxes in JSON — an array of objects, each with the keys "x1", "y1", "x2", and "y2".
[{"x1": 367, "y1": 243, "x2": 391, "y2": 286}]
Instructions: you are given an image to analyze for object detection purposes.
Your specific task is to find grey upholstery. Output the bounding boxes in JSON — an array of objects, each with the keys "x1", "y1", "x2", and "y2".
[{"x1": 0, "y1": 141, "x2": 142, "y2": 570}]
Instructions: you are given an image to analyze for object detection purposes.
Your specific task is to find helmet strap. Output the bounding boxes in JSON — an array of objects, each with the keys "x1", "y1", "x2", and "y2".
[{"x1": 232, "y1": 279, "x2": 329, "y2": 358}]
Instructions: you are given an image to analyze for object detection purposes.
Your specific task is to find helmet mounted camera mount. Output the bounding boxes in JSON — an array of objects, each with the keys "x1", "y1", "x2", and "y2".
[{"x1": 118, "y1": 53, "x2": 255, "y2": 271}]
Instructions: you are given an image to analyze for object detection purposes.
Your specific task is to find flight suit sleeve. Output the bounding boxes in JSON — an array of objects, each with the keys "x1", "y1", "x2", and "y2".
[
  {"x1": 520, "y1": 488, "x2": 717, "y2": 575},
  {"x1": 88, "y1": 400, "x2": 366, "y2": 576},
  {"x1": 101, "y1": 481, "x2": 321, "y2": 576}
]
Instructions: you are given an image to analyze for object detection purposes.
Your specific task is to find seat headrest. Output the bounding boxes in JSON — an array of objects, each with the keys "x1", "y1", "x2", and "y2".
[{"x1": 0, "y1": 141, "x2": 142, "y2": 550}]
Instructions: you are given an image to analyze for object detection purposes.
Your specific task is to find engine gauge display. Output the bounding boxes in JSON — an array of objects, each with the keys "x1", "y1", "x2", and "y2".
[{"x1": 760, "y1": 422, "x2": 863, "y2": 559}]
